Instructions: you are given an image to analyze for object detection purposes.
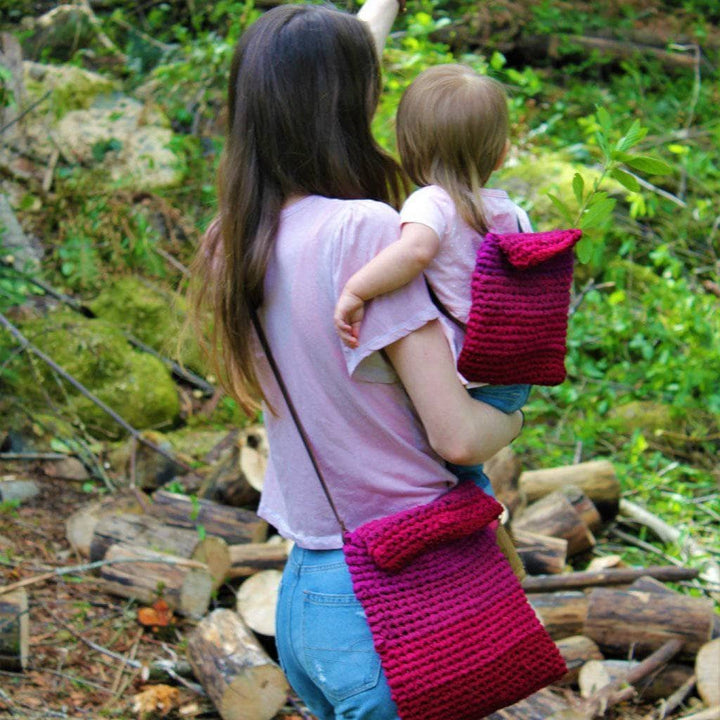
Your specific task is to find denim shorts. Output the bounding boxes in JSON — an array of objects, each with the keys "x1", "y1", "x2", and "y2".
[{"x1": 275, "y1": 545, "x2": 399, "y2": 720}]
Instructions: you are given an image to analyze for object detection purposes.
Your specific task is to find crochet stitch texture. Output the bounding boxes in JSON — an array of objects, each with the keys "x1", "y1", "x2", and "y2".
[
  {"x1": 343, "y1": 482, "x2": 568, "y2": 720},
  {"x1": 458, "y1": 228, "x2": 582, "y2": 386}
]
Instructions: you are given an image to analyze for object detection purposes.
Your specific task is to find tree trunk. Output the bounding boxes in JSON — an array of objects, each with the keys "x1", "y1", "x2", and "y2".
[
  {"x1": 519, "y1": 460, "x2": 620, "y2": 520},
  {"x1": 228, "y1": 541, "x2": 291, "y2": 579},
  {"x1": 512, "y1": 490, "x2": 595, "y2": 557},
  {"x1": 187, "y1": 608, "x2": 289, "y2": 720},
  {"x1": 99, "y1": 542, "x2": 213, "y2": 619},
  {"x1": 89, "y1": 512, "x2": 230, "y2": 590},
  {"x1": 65, "y1": 489, "x2": 151, "y2": 556},
  {"x1": 151, "y1": 490, "x2": 268, "y2": 544},
  {"x1": 527, "y1": 591, "x2": 589, "y2": 640},
  {"x1": 584, "y1": 587, "x2": 714, "y2": 660},
  {"x1": 513, "y1": 529, "x2": 568, "y2": 575},
  {"x1": 0, "y1": 588, "x2": 28, "y2": 672}
]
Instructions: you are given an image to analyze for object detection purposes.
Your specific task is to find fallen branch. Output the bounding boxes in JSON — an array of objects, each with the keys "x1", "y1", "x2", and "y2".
[
  {"x1": 620, "y1": 499, "x2": 720, "y2": 592},
  {"x1": 0, "y1": 312, "x2": 193, "y2": 473},
  {"x1": 521, "y1": 565, "x2": 698, "y2": 592},
  {"x1": 580, "y1": 639, "x2": 684, "y2": 719},
  {"x1": 642, "y1": 674, "x2": 697, "y2": 720}
]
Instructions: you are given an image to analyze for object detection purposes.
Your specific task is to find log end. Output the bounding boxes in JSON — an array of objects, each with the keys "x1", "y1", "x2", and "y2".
[{"x1": 220, "y1": 664, "x2": 289, "y2": 720}]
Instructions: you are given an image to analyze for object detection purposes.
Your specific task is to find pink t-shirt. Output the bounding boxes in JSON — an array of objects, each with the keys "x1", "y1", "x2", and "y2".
[
  {"x1": 400, "y1": 185, "x2": 531, "y2": 361},
  {"x1": 255, "y1": 195, "x2": 456, "y2": 549}
]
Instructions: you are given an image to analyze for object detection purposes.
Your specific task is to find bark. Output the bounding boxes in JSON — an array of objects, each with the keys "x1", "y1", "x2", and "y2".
[
  {"x1": 0, "y1": 588, "x2": 28, "y2": 672},
  {"x1": 187, "y1": 609, "x2": 289, "y2": 720},
  {"x1": 554, "y1": 635, "x2": 604, "y2": 687},
  {"x1": 513, "y1": 529, "x2": 568, "y2": 575},
  {"x1": 527, "y1": 591, "x2": 589, "y2": 640},
  {"x1": 228, "y1": 541, "x2": 291, "y2": 579}
]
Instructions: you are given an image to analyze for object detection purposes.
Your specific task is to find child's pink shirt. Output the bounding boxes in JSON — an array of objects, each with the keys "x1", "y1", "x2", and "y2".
[
  {"x1": 400, "y1": 185, "x2": 531, "y2": 362},
  {"x1": 255, "y1": 195, "x2": 456, "y2": 549}
]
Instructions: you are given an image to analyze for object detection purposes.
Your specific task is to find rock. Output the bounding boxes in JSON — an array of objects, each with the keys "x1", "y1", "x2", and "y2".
[
  {"x1": 88, "y1": 276, "x2": 205, "y2": 373},
  {"x1": 42, "y1": 456, "x2": 89, "y2": 482},
  {"x1": 20, "y1": 6, "x2": 95, "y2": 62},
  {"x1": 6, "y1": 311, "x2": 180, "y2": 439},
  {"x1": 0, "y1": 194, "x2": 42, "y2": 271},
  {"x1": 53, "y1": 96, "x2": 184, "y2": 190}
]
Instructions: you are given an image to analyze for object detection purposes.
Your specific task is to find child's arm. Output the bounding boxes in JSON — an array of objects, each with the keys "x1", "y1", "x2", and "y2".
[{"x1": 334, "y1": 222, "x2": 440, "y2": 347}]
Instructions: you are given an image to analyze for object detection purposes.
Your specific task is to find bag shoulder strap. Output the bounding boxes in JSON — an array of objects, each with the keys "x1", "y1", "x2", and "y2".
[{"x1": 250, "y1": 308, "x2": 348, "y2": 535}]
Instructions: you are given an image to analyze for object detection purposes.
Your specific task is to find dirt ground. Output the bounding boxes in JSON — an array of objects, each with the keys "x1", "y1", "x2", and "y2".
[{"x1": 0, "y1": 473, "x2": 312, "y2": 720}]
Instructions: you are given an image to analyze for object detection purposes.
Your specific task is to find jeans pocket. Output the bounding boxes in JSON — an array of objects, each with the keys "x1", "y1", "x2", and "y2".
[{"x1": 302, "y1": 591, "x2": 381, "y2": 704}]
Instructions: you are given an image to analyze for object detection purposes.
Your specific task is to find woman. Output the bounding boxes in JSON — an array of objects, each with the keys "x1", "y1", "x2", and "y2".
[{"x1": 191, "y1": 2, "x2": 523, "y2": 717}]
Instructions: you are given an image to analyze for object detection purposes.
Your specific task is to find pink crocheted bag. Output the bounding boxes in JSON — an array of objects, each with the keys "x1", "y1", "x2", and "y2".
[
  {"x1": 457, "y1": 228, "x2": 582, "y2": 386},
  {"x1": 343, "y1": 482, "x2": 568, "y2": 720}
]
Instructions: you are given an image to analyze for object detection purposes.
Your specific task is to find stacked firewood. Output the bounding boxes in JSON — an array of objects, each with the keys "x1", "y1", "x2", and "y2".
[{"x1": 2, "y1": 434, "x2": 718, "y2": 720}]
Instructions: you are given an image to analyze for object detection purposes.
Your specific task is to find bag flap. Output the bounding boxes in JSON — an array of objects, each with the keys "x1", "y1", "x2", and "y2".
[
  {"x1": 491, "y1": 228, "x2": 582, "y2": 269},
  {"x1": 346, "y1": 481, "x2": 504, "y2": 573}
]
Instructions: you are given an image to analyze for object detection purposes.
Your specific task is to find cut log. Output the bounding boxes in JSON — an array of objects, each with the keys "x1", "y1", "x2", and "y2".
[
  {"x1": 65, "y1": 489, "x2": 151, "y2": 557},
  {"x1": 484, "y1": 446, "x2": 524, "y2": 517},
  {"x1": 187, "y1": 608, "x2": 289, "y2": 720},
  {"x1": 696, "y1": 638, "x2": 720, "y2": 707},
  {"x1": 519, "y1": 460, "x2": 620, "y2": 520},
  {"x1": 99, "y1": 542, "x2": 213, "y2": 619},
  {"x1": 513, "y1": 529, "x2": 567, "y2": 575},
  {"x1": 522, "y1": 566, "x2": 699, "y2": 593},
  {"x1": 579, "y1": 658, "x2": 694, "y2": 702},
  {"x1": 228, "y1": 541, "x2": 291, "y2": 579},
  {"x1": 554, "y1": 635, "x2": 604, "y2": 686},
  {"x1": 528, "y1": 591, "x2": 589, "y2": 640},
  {"x1": 238, "y1": 425, "x2": 267, "y2": 494},
  {"x1": 485, "y1": 687, "x2": 568, "y2": 720},
  {"x1": 236, "y1": 569, "x2": 282, "y2": 637},
  {"x1": 560, "y1": 486, "x2": 602, "y2": 532},
  {"x1": 0, "y1": 478, "x2": 39, "y2": 504},
  {"x1": 199, "y1": 441, "x2": 260, "y2": 508},
  {"x1": 584, "y1": 587, "x2": 714, "y2": 660},
  {"x1": 512, "y1": 491, "x2": 595, "y2": 557},
  {"x1": 0, "y1": 588, "x2": 28, "y2": 672},
  {"x1": 89, "y1": 513, "x2": 230, "y2": 590},
  {"x1": 151, "y1": 490, "x2": 268, "y2": 544}
]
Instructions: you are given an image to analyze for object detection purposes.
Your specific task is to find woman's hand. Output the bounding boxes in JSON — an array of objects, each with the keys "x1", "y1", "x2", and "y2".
[{"x1": 385, "y1": 320, "x2": 523, "y2": 465}]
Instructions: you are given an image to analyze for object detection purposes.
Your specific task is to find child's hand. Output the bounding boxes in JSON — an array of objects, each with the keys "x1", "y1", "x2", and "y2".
[{"x1": 334, "y1": 289, "x2": 365, "y2": 348}]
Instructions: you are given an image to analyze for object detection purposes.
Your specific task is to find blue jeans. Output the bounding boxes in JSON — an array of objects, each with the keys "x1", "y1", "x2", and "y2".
[
  {"x1": 276, "y1": 545, "x2": 399, "y2": 720},
  {"x1": 446, "y1": 383, "x2": 531, "y2": 494}
]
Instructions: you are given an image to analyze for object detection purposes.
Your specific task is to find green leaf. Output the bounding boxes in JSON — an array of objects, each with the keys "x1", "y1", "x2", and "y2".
[
  {"x1": 572, "y1": 173, "x2": 585, "y2": 205},
  {"x1": 596, "y1": 106, "x2": 612, "y2": 134},
  {"x1": 622, "y1": 155, "x2": 673, "y2": 175},
  {"x1": 615, "y1": 120, "x2": 648, "y2": 153},
  {"x1": 575, "y1": 235, "x2": 594, "y2": 264},
  {"x1": 609, "y1": 167, "x2": 641, "y2": 192},
  {"x1": 579, "y1": 197, "x2": 616, "y2": 229},
  {"x1": 547, "y1": 193, "x2": 574, "y2": 225}
]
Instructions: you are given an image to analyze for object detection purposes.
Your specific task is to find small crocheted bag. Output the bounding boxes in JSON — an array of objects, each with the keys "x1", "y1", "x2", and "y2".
[
  {"x1": 457, "y1": 228, "x2": 582, "y2": 386},
  {"x1": 343, "y1": 482, "x2": 568, "y2": 720}
]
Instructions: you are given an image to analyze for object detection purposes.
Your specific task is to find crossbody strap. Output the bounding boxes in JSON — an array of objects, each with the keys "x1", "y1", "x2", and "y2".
[{"x1": 250, "y1": 308, "x2": 348, "y2": 535}]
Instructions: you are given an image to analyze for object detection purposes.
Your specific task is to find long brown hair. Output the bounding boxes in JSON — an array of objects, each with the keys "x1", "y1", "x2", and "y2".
[
  {"x1": 190, "y1": 5, "x2": 407, "y2": 415},
  {"x1": 396, "y1": 64, "x2": 509, "y2": 234}
]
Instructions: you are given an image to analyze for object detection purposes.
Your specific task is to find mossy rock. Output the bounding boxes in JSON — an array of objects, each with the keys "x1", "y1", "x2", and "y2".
[
  {"x1": 7, "y1": 311, "x2": 180, "y2": 440},
  {"x1": 87, "y1": 276, "x2": 207, "y2": 375},
  {"x1": 608, "y1": 401, "x2": 673, "y2": 434}
]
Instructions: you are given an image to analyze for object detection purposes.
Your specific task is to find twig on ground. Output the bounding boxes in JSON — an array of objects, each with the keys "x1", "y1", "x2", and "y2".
[
  {"x1": 609, "y1": 526, "x2": 685, "y2": 567},
  {"x1": 641, "y1": 674, "x2": 697, "y2": 720}
]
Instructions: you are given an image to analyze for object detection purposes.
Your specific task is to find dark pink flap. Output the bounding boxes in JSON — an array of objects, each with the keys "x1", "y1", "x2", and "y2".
[
  {"x1": 491, "y1": 228, "x2": 582, "y2": 269},
  {"x1": 345, "y1": 481, "x2": 504, "y2": 573}
]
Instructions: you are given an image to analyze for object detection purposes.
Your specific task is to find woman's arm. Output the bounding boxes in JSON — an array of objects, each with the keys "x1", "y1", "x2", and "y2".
[
  {"x1": 334, "y1": 223, "x2": 439, "y2": 346},
  {"x1": 357, "y1": 0, "x2": 403, "y2": 55},
  {"x1": 385, "y1": 320, "x2": 523, "y2": 465}
]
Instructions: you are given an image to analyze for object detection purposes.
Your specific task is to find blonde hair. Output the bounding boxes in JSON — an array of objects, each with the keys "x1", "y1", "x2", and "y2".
[{"x1": 397, "y1": 64, "x2": 509, "y2": 234}]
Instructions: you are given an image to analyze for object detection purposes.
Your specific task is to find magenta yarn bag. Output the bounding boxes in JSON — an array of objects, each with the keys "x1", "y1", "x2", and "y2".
[
  {"x1": 343, "y1": 481, "x2": 567, "y2": 720},
  {"x1": 458, "y1": 228, "x2": 582, "y2": 386},
  {"x1": 250, "y1": 311, "x2": 567, "y2": 720}
]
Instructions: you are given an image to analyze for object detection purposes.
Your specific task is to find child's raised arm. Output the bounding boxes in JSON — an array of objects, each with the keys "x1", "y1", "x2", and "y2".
[{"x1": 334, "y1": 222, "x2": 440, "y2": 347}]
